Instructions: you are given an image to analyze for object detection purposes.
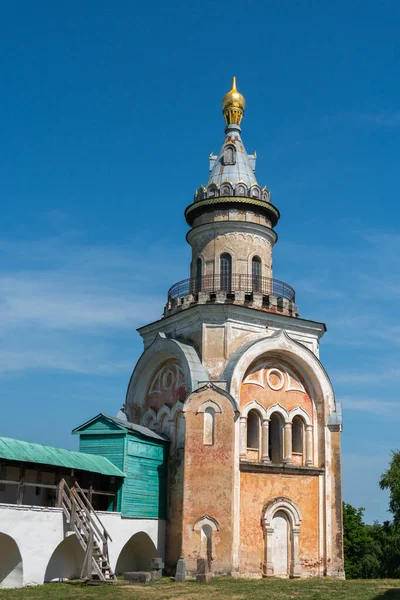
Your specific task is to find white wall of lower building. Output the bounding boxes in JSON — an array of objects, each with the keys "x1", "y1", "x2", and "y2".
[{"x1": 0, "y1": 503, "x2": 165, "y2": 588}]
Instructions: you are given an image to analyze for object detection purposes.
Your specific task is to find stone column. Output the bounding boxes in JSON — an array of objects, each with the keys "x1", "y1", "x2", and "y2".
[
  {"x1": 239, "y1": 416, "x2": 247, "y2": 460},
  {"x1": 261, "y1": 419, "x2": 270, "y2": 463},
  {"x1": 291, "y1": 528, "x2": 302, "y2": 577},
  {"x1": 262, "y1": 525, "x2": 274, "y2": 576},
  {"x1": 305, "y1": 425, "x2": 313, "y2": 465},
  {"x1": 283, "y1": 422, "x2": 292, "y2": 464}
]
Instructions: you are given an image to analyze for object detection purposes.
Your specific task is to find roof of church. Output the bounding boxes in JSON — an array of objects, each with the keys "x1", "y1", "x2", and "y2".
[
  {"x1": 188, "y1": 78, "x2": 277, "y2": 223},
  {"x1": 0, "y1": 436, "x2": 125, "y2": 477},
  {"x1": 207, "y1": 123, "x2": 258, "y2": 189},
  {"x1": 103, "y1": 414, "x2": 169, "y2": 442},
  {"x1": 72, "y1": 412, "x2": 169, "y2": 443}
]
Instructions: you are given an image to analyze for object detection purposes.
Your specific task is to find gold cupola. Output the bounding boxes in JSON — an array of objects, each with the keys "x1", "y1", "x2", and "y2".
[{"x1": 222, "y1": 76, "x2": 246, "y2": 126}]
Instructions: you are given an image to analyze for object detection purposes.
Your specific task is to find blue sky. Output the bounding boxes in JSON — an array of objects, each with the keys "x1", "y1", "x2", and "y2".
[{"x1": 1, "y1": 1, "x2": 400, "y2": 523}]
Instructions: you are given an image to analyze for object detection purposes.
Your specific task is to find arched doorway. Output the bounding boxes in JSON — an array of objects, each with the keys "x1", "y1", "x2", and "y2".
[
  {"x1": 271, "y1": 511, "x2": 289, "y2": 576},
  {"x1": 115, "y1": 532, "x2": 158, "y2": 575},
  {"x1": 44, "y1": 535, "x2": 84, "y2": 582},
  {"x1": 0, "y1": 533, "x2": 23, "y2": 588},
  {"x1": 262, "y1": 497, "x2": 302, "y2": 578}
]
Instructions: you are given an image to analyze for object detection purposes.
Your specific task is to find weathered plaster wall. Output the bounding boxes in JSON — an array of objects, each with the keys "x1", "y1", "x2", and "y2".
[
  {"x1": 239, "y1": 473, "x2": 321, "y2": 577},
  {"x1": 182, "y1": 388, "x2": 236, "y2": 575},
  {"x1": 328, "y1": 431, "x2": 344, "y2": 577}
]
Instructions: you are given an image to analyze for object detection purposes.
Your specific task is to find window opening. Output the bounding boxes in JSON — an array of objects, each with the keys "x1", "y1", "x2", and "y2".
[
  {"x1": 196, "y1": 258, "x2": 202, "y2": 292},
  {"x1": 269, "y1": 413, "x2": 284, "y2": 463},
  {"x1": 203, "y1": 407, "x2": 215, "y2": 445},
  {"x1": 252, "y1": 256, "x2": 262, "y2": 293},
  {"x1": 247, "y1": 410, "x2": 260, "y2": 449},
  {"x1": 292, "y1": 416, "x2": 304, "y2": 454},
  {"x1": 220, "y1": 253, "x2": 232, "y2": 291}
]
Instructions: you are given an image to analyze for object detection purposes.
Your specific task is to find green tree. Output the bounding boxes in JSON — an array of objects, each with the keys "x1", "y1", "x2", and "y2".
[
  {"x1": 342, "y1": 502, "x2": 380, "y2": 578},
  {"x1": 380, "y1": 450, "x2": 400, "y2": 523}
]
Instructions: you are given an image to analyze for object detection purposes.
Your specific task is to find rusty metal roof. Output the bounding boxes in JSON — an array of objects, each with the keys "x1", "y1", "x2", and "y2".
[{"x1": 0, "y1": 437, "x2": 125, "y2": 477}]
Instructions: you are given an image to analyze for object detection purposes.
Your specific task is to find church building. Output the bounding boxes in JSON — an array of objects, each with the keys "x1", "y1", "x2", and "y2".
[{"x1": 125, "y1": 78, "x2": 344, "y2": 578}]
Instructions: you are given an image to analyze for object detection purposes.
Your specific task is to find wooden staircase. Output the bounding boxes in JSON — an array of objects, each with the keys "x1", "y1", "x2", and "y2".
[{"x1": 59, "y1": 479, "x2": 116, "y2": 581}]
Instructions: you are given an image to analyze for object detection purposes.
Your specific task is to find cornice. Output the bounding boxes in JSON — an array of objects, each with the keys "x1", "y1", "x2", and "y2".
[
  {"x1": 239, "y1": 461, "x2": 324, "y2": 476},
  {"x1": 137, "y1": 303, "x2": 327, "y2": 339},
  {"x1": 185, "y1": 196, "x2": 280, "y2": 227}
]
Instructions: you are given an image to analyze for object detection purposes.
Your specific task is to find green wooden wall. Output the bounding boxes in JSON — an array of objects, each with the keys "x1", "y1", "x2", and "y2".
[
  {"x1": 76, "y1": 415, "x2": 168, "y2": 519},
  {"x1": 79, "y1": 433, "x2": 125, "y2": 512},
  {"x1": 122, "y1": 437, "x2": 168, "y2": 519}
]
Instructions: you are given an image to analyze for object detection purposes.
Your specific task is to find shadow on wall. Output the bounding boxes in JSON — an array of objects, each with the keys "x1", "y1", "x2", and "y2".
[
  {"x1": 0, "y1": 533, "x2": 23, "y2": 588},
  {"x1": 115, "y1": 532, "x2": 159, "y2": 575},
  {"x1": 44, "y1": 535, "x2": 84, "y2": 582}
]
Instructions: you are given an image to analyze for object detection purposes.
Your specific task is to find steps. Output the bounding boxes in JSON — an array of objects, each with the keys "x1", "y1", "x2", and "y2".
[{"x1": 59, "y1": 478, "x2": 116, "y2": 582}]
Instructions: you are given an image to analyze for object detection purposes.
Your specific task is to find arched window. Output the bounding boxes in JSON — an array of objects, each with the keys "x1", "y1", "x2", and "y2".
[
  {"x1": 292, "y1": 416, "x2": 304, "y2": 454},
  {"x1": 196, "y1": 258, "x2": 202, "y2": 292},
  {"x1": 269, "y1": 413, "x2": 284, "y2": 463},
  {"x1": 224, "y1": 144, "x2": 235, "y2": 165},
  {"x1": 247, "y1": 410, "x2": 260, "y2": 450},
  {"x1": 203, "y1": 407, "x2": 215, "y2": 445},
  {"x1": 252, "y1": 256, "x2": 262, "y2": 293},
  {"x1": 220, "y1": 253, "x2": 232, "y2": 291}
]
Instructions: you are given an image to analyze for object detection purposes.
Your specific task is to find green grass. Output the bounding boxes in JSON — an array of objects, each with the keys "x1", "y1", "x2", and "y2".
[{"x1": 1, "y1": 578, "x2": 400, "y2": 600}]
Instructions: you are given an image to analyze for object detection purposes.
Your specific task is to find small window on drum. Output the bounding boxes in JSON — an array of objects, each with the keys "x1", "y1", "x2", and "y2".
[
  {"x1": 252, "y1": 256, "x2": 262, "y2": 293},
  {"x1": 196, "y1": 258, "x2": 202, "y2": 292},
  {"x1": 220, "y1": 253, "x2": 232, "y2": 291}
]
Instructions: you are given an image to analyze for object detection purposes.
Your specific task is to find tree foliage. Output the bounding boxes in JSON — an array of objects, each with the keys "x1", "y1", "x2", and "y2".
[
  {"x1": 343, "y1": 450, "x2": 400, "y2": 579},
  {"x1": 342, "y1": 503, "x2": 380, "y2": 578},
  {"x1": 380, "y1": 450, "x2": 400, "y2": 523}
]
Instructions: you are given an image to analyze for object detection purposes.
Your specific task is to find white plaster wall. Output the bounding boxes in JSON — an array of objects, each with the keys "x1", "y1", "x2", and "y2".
[
  {"x1": 0, "y1": 504, "x2": 65, "y2": 587},
  {"x1": 96, "y1": 512, "x2": 166, "y2": 572},
  {"x1": 0, "y1": 503, "x2": 166, "y2": 588}
]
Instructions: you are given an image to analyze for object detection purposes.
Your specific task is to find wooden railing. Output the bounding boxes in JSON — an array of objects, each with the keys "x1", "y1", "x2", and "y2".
[{"x1": 58, "y1": 479, "x2": 116, "y2": 581}]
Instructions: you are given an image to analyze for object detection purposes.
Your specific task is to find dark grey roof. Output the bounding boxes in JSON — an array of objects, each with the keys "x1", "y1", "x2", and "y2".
[{"x1": 103, "y1": 414, "x2": 169, "y2": 443}]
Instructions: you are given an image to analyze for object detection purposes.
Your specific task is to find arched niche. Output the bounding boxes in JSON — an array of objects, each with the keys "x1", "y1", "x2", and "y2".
[
  {"x1": 44, "y1": 534, "x2": 84, "y2": 582},
  {"x1": 0, "y1": 533, "x2": 23, "y2": 588},
  {"x1": 125, "y1": 334, "x2": 208, "y2": 422},
  {"x1": 225, "y1": 330, "x2": 336, "y2": 426},
  {"x1": 115, "y1": 532, "x2": 159, "y2": 575}
]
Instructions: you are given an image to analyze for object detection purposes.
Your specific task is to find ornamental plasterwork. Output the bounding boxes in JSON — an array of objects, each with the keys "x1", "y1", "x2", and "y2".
[
  {"x1": 149, "y1": 362, "x2": 185, "y2": 395},
  {"x1": 242, "y1": 361, "x2": 306, "y2": 394},
  {"x1": 218, "y1": 232, "x2": 271, "y2": 247}
]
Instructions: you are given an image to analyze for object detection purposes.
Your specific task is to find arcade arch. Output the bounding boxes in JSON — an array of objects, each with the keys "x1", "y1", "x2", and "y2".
[
  {"x1": 0, "y1": 533, "x2": 23, "y2": 588},
  {"x1": 115, "y1": 532, "x2": 159, "y2": 574}
]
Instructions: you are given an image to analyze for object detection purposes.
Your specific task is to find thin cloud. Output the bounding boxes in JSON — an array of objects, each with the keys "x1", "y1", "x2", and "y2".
[
  {"x1": 340, "y1": 396, "x2": 400, "y2": 415},
  {"x1": 0, "y1": 235, "x2": 185, "y2": 375}
]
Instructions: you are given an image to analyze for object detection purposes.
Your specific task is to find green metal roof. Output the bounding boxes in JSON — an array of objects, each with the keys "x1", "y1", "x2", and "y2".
[{"x1": 0, "y1": 437, "x2": 125, "y2": 478}]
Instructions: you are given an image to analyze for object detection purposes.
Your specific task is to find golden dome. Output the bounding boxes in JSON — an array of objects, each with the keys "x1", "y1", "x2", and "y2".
[{"x1": 222, "y1": 76, "x2": 245, "y2": 126}]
